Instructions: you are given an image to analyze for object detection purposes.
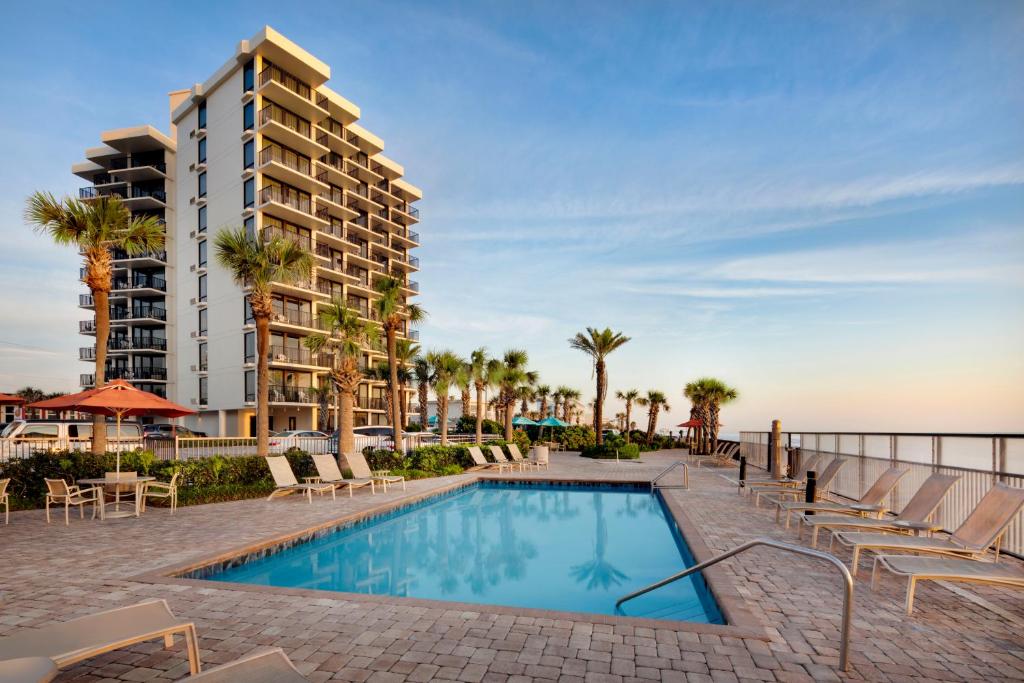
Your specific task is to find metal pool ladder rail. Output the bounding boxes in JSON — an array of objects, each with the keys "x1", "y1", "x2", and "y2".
[
  {"x1": 615, "y1": 537, "x2": 854, "y2": 672},
  {"x1": 651, "y1": 461, "x2": 689, "y2": 490}
]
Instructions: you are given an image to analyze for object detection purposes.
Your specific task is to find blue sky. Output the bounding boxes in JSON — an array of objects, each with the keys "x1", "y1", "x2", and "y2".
[{"x1": 0, "y1": 1, "x2": 1021, "y2": 431}]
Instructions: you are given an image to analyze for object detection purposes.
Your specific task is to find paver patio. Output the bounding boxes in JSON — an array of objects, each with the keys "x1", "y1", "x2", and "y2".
[{"x1": 1, "y1": 449, "x2": 1022, "y2": 682}]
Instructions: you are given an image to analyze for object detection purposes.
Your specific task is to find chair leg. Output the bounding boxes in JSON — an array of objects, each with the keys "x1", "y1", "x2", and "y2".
[
  {"x1": 45, "y1": 497, "x2": 51, "y2": 524},
  {"x1": 905, "y1": 577, "x2": 917, "y2": 615},
  {"x1": 65, "y1": 502, "x2": 70, "y2": 526},
  {"x1": 850, "y1": 546, "x2": 861, "y2": 577},
  {"x1": 184, "y1": 625, "x2": 202, "y2": 674}
]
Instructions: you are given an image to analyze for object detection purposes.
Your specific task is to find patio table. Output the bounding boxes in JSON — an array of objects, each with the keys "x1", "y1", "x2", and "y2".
[{"x1": 78, "y1": 476, "x2": 154, "y2": 519}]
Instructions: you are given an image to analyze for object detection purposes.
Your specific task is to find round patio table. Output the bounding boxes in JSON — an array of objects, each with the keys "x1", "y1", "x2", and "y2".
[{"x1": 78, "y1": 476, "x2": 154, "y2": 519}]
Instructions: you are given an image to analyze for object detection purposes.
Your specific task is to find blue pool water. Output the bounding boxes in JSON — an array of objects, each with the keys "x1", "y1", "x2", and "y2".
[{"x1": 206, "y1": 482, "x2": 723, "y2": 623}]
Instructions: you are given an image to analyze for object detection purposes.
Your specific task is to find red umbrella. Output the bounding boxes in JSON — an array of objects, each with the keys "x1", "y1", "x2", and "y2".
[
  {"x1": 30, "y1": 380, "x2": 194, "y2": 474},
  {"x1": 677, "y1": 419, "x2": 703, "y2": 428}
]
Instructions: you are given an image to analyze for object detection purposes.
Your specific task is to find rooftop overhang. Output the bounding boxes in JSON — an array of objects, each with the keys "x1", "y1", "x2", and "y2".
[
  {"x1": 101, "y1": 125, "x2": 176, "y2": 153},
  {"x1": 372, "y1": 153, "x2": 404, "y2": 179},
  {"x1": 317, "y1": 85, "x2": 360, "y2": 124},
  {"x1": 72, "y1": 160, "x2": 106, "y2": 181},
  {"x1": 392, "y1": 178, "x2": 423, "y2": 201},
  {"x1": 85, "y1": 144, "x2": 121, "y2": 162},
  {"x1": 348, "y1": 123, "x2": 384, "y2": 155}
]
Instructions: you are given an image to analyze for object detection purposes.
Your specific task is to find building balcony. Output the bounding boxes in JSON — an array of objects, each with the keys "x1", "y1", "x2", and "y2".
[
  {"x1": 79, "y1": 294, "x2": 94, "y2": 308},
  {"x1": 257, "y1": 64, "x2": 323, "y2": 121},
  {"x1": 259, "y1": 185, "x2": 326, "y2": 231},
  {"x1": 264, "y1": 226, "x2": 312, "y2": 251},
  {"x1": 110, "y1": 306, "x2": 168, "y2": 323},
  {"x1": 80, "y1": 320, "x2": 96, "y2": 335},
  {"x1": 108, "y1": 159, "x2": 168, "y2": 182},
  {"x1": 268, "y1": 345, "x2": 325, "y2": 368},
  {"x1": 112, "y1": 273, "x2": 167, "y2": 293},
  {"x1": 106, "y1": 367, "x2": 169, "y2": 382},
  {"x1": 111, "y1": 249, "x2": 167, "y2": 265},
  {"x1": 258, "y1": 144, "x2": 325, "y2": 194},
  {"x1": 270, "y1": 309, "x2": 322, "y2": 331},
  {"x1": 356, "y1": 396, "x2": 387, "y2": 411},
  {"x1": 80, "y1": 373, "x2": 94, "y2": 387},
  {"x1": 258, "y1": 103, "x2": 326, "y2": 158},
  {"x1": 268, "y1": 384, "x2": 317, "y2": 405}
]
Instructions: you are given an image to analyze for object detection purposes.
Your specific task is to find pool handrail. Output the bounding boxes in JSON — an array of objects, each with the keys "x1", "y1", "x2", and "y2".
[
  {"x1": 651, "y1": 461, "x2": 689, "y2": 490},
  {"x1": 614, "y1": 537, "x2": 853, "y2": 672}
]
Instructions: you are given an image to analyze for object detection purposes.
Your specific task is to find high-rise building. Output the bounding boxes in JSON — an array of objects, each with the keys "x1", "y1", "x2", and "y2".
[{"x1": 73, "y1": 27, "x2": 422, "y2": 436}]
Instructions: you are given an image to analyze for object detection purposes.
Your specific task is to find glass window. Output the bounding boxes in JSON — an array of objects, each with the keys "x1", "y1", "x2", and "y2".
[
  {"x1": 245, "y1": 370, "x2": 255, "y2": 402},
  {"x1": 197, "y1": 205, "x2": 207, "y2": 233},
  {"x1": 198, "y1": 137, "x2": 207, "y2": 164},
  {"x1": 199, "y1": 308, "x2": 208, "y2": 335},
  {"x1": 244, "y1": 216, "x2": 255, "y2": 238},
  {"x1": 19, "y1": 424, "x2": 59, "y2": 439},
  {"x1": 199, "y1": 376, "x2": 208, "y2": 404},
  {"x1": 198, "y1": 172, "x2": 207, "y2": 198},
  {"x1": 244, "y1": 332, "x2": 255, "y2": 363},
  {"x1": 243, "y1": 140, "x2": 254, "y2": 169},
  {"x1": 198, "y1": 342, "x2": 208, "y2": 370},
  {"x1": 198, "y1": 100, "x2": 207, "y2": 129},
  {"x1": 198, "y1": 239, "x2": 207, "y2": 267},
  {"x1": 243, "y1": 59, "x2": 255, "y2": 91},
  {"x1": 243, "y1": 101, "x2": 254, "y2": 130},
  {"x1": 198, "y1": 274, "x2": 207, "y2": 302},
  {"x1": 244, "y1": 298, "x2": 254, "y2": 324},
  {"x1": 243, "y1": 178, "x2": 254, "y2": 208}
]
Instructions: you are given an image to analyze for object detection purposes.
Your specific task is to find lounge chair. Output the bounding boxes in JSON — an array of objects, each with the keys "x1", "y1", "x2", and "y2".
[
  {"x1": 489, "y1": 445, "x2": 524, "y2": 472},
  {"x1": 265, "y1": 456, "x2": 336, "y2": 503},
  {"x1": 798, "y1": 472, "x2": 961, "y2": 547},
  {"x1": 312, "y1": 453, "x2": 375, "y2": 496},
  {"x1": 758, "y1": 458, "x2": 847, "y2": 511},
  {"x1": 140, "y1": 471, "x2": 180, "y2": 514},
  {"x1": 831, "y1": 482, "x2": 1024, "y2": 576},
  {"x1": 0, "y1": 656, "x2": 58, "y2": 682},
  {"x1": 0, "y1": 477, "x2": 8, "y2": 525},
  {"x1": 0, "y1": 599, "x2": 200, "y2": 675},
  {"x1": 693, "y1": 442, "x2": 739, "y2": 468},
  {"x1": 506, "y1": 444, "x2": 537, "y2": 471},
  {"x1": 44, "y1": 478, "x2": 104, "y2": 525},
  {"x1": 777, "y1": 467, "x2": 907, "y2": 528},
  {"x1": 467, "y1": 446, "x2": 502, "y2": 471},
  {"x1": 175, "y1": 647, "x2": 306, "y2": 682},
  {"x1": 741, "y1": 453, "x2": 824, "y2": 493},
  {"x1": 346, "y1": 451, "x2": 406, "y2": 491},
  {"x1": 870, "y1": 554, "x2": 1024, "y2": 615}
]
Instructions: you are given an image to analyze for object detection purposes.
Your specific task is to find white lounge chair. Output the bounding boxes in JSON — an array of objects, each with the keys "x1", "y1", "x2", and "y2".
[
  {"x1": 741, "y1": 453, "x2": 824, "y2": 493},
  {"x1": 871, "y1": 554, "x2": 1024, "y2": 615},
  {"x1": 758, "y1": 458, "x2": 847, "y2": 510},
  {"x1": 346, "y1": 451, "x2": 406, "y2": 491},
  {"x1": 777, "y1": 467, "x2": 907, "y2": 528},
  {"x1": 694, "y1": 442, "x2": 739, "y2": 468},
  {"x1": 506, "y1": 444, "x2": 536, "y2": 471},
  {"x1": 265, "y1": 456, "x2": 336, "y2": 503},
  {"x1": 489, "y1": 445, "x2": 524, "y2": 472},
  {"x1": 467, "y1": 446, "x2": 502, "y2": 471},
  {"x1": 44, "y1": 478, "x2": 103, "y2": 525},
  {"x1": 175, "y1": 647, "x2": 306, "y2": 682},
  {"x1": 0, "y1": 599, "x2": 200, "y2": 675},
  {"x1": 312, "y1": 453, "x2": 375, "y2": 496}
]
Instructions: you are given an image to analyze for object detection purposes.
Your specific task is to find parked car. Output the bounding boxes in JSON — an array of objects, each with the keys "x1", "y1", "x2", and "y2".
[
  {"x1": 142, "y1": 423, "x2": 204, "y2": 440},
  {"x1": 268, "y1": 430, "x2": 330, "y2": 454},
  {"x1": 0, "y1": 419, "x2": 143, "y2": 456}
]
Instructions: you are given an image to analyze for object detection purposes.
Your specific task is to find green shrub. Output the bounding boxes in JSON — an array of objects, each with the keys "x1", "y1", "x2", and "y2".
[
  {"x1": 555, "y1": 426, "x2": 596, "y2": 451},
  {"x1": 580, "y1": 443, "x2": 640, "y2": 459},
  {"x1": 454, "y1": 415, "x2": 503, "y2": 435},
  {"x1": 363, "y1": 449, "x2": 407, "y2": 471},
  {"x1": 409, "y1": 445, "x2": 473, "y2": 470}
]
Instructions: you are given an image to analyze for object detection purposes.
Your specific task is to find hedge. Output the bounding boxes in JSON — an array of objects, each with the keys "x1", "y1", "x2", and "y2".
[{"x1": 580, "y1": 443, "x2": 640, "y2": 459}]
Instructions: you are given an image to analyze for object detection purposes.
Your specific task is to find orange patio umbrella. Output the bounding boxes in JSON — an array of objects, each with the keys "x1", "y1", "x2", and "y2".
[
  {"x1": 29, "y1": 380, "x2": 194, "y2": 475},
  {"x1": 677, "y1": 419, "x2": 703, "y2": 428}
]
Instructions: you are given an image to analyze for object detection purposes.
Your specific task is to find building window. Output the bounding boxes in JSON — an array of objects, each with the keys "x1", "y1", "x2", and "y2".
[
  {"x1": 198, "y1": 172, "x2": 207, "y2": 198},
  {"x1": 243, "y1": 101, "x2": 254, "y2": 130},
  {"x1": 244, "y1": 331, "x2": 255, "y2": 364},
  {"x1": 198, "y1": 137, "x2": 207, "y2": 164},
  {"x1": 198, "y1": 239, "x2": 207, "y2": 267},
  {"x1": 199, "y1": 376, "x2": 208, "y2": 405},
  {"x1": 245, "y1": 370, "x2": 255, "y2": 403},
  {"x1": 243, "y1": 178, "x2": 254, "y2": 208},
  {"x1": 198, "y1": 274, "x2": 207, "y2": 302},
  {"x1": 244, "y1": 299, "x2": 254, "y2": 324},
  {"x1": 197, "y1": 205, "x2": 207, "y2": 233},
  {"x1": 198, "y1": 342, "x2": 208, "y2": 371},
  {"x1": 243, "y1": 59, "x2": 255, "y2": 91},
  {"x1": 243, "y1": 139, "x2": 254, "y2": 169},
  {"x1": 244, "y1": 216, "x2": 255, "y2": 238},
  {"x1": 198, "y1": 101, "x2": 207, "y2": 129},
  {"x1": 199, "y1": 308, "x2": 208, "y2": 336}
]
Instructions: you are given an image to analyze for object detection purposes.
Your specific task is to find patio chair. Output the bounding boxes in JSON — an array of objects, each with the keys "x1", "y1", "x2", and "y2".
[
  {"x1": 741, "y1": 453, "x2": 824, "y2": 493},
  {"x1": 758, "y1": 458, "x2": 847, "y2": 512},
  {"x1": 506, "y1": 444, "x2": 537, "y2": 471},
  {"x1": 776, "y1": 467, "x2": 908, "y2": 528},
  {"x1": 312, "y1": 453, "x2": 375, "y2": 496},
  {"x1": 831, "y1": 482, "x2": 1024, "y2": 576},
  {"x1": 44, "y1": 478, "x2": 104, "y2": 525},
  {"x1": 870, "y1": 554, "x2": 1024, "y2": 615},
  {"x1": 489, "y1": 445, "x2": 524, "y2": 472},
  {"x1": 0, "y1": 599, "x2": 200, "y2": 675},
  {"x1": 0, "y1": 656, "x2": 58, "y2": 682},
  {"x1": 174, "y1": 647, "x2": 306, "y2": 682},
  {"x1": 530, "y1": 445, "x2": 550, "y2": 469},
  {"x1": 346, "y1": 451, "x2": 406, "y2": 491},
  {"x1": 140, "y1": 472, "x2": 180, "y2": 514},
  {"x1": 693, "y1": 442, "x2": 739, "y2": 468},
  {"x1": 798, "y1": 472, "x2": 961, "y2": 547},
  {"x1": 264, "y1": 456, "x2": 336, "y2": 503},
  {"x1": 0, "y1": 477, "x2": 9, "y2": 525},
  {"x1": 467, "y1": 446, "x2": 502, "y2": 471}
]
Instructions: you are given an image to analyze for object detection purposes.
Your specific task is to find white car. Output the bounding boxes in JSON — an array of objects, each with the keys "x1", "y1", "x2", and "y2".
[{"x1": 268, "y1": 430, "x2": 330, "y2": 454}]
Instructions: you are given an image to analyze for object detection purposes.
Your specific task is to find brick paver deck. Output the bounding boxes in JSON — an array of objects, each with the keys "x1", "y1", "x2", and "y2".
[{"x1": 1, "y1": 450, "x2": 1022, "y2": 682}]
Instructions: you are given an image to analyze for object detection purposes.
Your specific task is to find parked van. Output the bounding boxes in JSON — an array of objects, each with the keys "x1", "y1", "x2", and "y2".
[{"x1": 0, "y1": 420, "x2": 144, "y2": 457}]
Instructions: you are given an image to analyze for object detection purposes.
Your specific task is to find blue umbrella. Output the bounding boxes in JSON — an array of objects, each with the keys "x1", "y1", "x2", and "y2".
[
  {"x1": 536, "y1": 416, "x2": 569, "y2": 441},
  {"x1": 512, "y1": 415, "x2": 538, "y2": 426}
]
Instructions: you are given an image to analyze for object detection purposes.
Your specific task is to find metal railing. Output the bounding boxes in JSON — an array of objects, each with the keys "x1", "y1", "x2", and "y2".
[
  {"x1": 259, "y1": 103, "x2": 311, "y2": 137},
  {"x1": 259, "y1": 63, "x2": 312, "y2": 100},
  {"x1": 615, "y1": 538, "x2": 853, "y2": 671},
  {"x1": 651, "y1": 461, "x2": 689, "y2": 490},
  {"x1": 260, "y1": 144, "x2": 311, "y2": 175},
  {"x1": 740, "y1": 431, "x2": 1024, "y2": 556},
  {"x1": 260, "y1": 184, "x2": 313, "y2": 215}
]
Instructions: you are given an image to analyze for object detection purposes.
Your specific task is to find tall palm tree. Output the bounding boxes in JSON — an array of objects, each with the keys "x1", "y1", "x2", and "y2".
[
  {"x1": 552, "y1": 386, "x2": 571, "y2": 422},
  {"x1": 614, "y1": 412, "x2": 626, "y2": 431},
  {"x1": 366, "y1": 363, "x2": 394, "y2": 421},
  {"x1": 305, "y1": 300, "x2": 379, "y2": 458},
  {"x1": 684, "y1": 378, "x2": 738, "y2": 454},
  {"x1": 215, "y1": 227, "x2": 313, "y2": 456},
  {"x1": 310, "y1": 384, "x2": 334, "y2": 432},
  {"x1": 615, "y1": 389, "x2": 640, "y2": 443},
  {"x1": 426, "y1": 350, "x2": 462, "y2": 445},
  {"x1": 636, "y1": 390, "x2": 670, "y2": 445},
  {"x1": 494, "y1": 349, "x2": 536, "y2": 441},
  {"x1": 413, "y1": 356, "x2": 432, "y2": 429},
  {"x1": 517, "y1": 385, "x2": 535, "y2": 417},
  {"x1": 468, "y1": 348, "x2": 500, "y2": 444},
  {"x1": 535, "y1": 384, "x2": 551, "y2": 418},
  {"x1": 395, "y1": 338, "x2": 420, "y2": 429},
  {"x1": 560, "y1": 388, "x2": 581, "y2": 423},
  {"x1": 456, "y1": 359, "x2": 472, "y2": 426},
  {"x1": 26, "y1": 192, "x2": 165, "y2": 454},
  {"x1": 371, "y1": 276, "x2": 425, "y2": 451},
  {"x1": 568, "y1": 327, "x2": 631, "y2": 445}
]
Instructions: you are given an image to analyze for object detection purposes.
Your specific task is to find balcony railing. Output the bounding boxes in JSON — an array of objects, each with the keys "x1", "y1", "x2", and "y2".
[
  {"x1": 106, "y1": 367, "x2": 168, "y2": 381},
  {"x1": 406, "y1": 281, "x2": 420, "y2": 292},
  {"x1": 271, "y1": 309, "x2": 316, "y2": 329},
  {"x1": 79, "y1": 294, "x2": 94, "y2": 307},
  {"x1": 80, "y1": 320, "x2": 96, "y2": 334},
  {"x1": 350, "y1": 215, "x2": 368, "y2": 228},
  {"x1": 112, "y1": 273, "x2": 167, "y2": 292},
  {"x1": 260, "y1": 144, "x2": 311, "y2": 176},
  {"x1": 111, "y1": 306, "x2": 167, "y2": 321},
  {"x1": 259, "y1": 64, "x2": 312, "y2": 100},
  {"x1": 129, "y1": 187, "x2": 167, "y2": 202},
  {"x1": 111, "y1": 249, "x2": 167, "y2": 262},
  {"x1": 319, "y1": 186, "x2": 345, "y2": 206},
  {"x1": 260, "y1": 185, "x2": 312, "y2": 215},
  {"x1": 357, "y1": 396, "x2": 387, "y2": 411},
  {"x1": 259, "y1": 103, "x2": 311, "y2": 137},
  {"x1": 269, "y1": 384, "x2": 315, "y2": 404},
  {"x1": 320, "y1": 221, "x2": 345, "y2": 241},
  {"x1": 79, "y1": 347, "x2": 95, "y2": 361},
  {"x1": 268, "y1": 345, "x2": 315, "y2": 365},
  {"x1": 111, "y1": 337, "x2": 168, "y2": 351},
  {"x1": 264, "y1": 226, "x2": 311, "y2": 251},
  {"x1": 345, "y1": 269, "x2": 370, "y2": 286},
  {"x1": 80, "y1": 374, "x2": 95, "y2": 386},
  {"x1": 407, "y1": 330, "x2": 420, "y2": 341}
]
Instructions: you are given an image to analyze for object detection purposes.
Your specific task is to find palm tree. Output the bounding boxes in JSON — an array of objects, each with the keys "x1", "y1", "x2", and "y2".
[
  {"x1": 426, "y1": 350, "x2": 462, "y2": 445},
  {"x1": 26, "y1": 192, "x2": 165, "y2": 454},
  {"x1": 395, "y1": 338, "x2": 420, "y2": 428},
  {"x1": 468, "y1": 348, "x2": 500, "y2": 444},
  {"x1": 456, "y1": 359, "x2": 472, "y2": 427},
  {"x1": 684, "y1": 378, "x2": 738, "y2": 453},
  {"x1": 310, "y1": 384, "x2": 334, "y2": 432},
  {"x1": 535, "y1": 384, "x2": 551, "y2": 418},
  {"x1": 371, "y1": 276, "x2": 425, "y2": 451},
  {"x1": 636, "y1": 390, "x2": 670, "y2": 445},
  {"x1": 494, "y1": 350, "x2": 536, "y2": 441},
  {"x1": 215, "y1": 227, "x2": 312, "y2": 456},
  {"x1": 614, "y1": 412, "x2": 626, "y2": 431},
  {"x1": 305, "y1": 300, "x2": 379, "y2": 457},
  {"x1": 568, "y1": 327, "x2": 631, "y2": 445},
  {"x1": 615, "y1": 389, "x2": 640, "y2": 444},
  {"x1": 413, "y1": 356, "x2": 432, "y2": 429},
  {"x1": 560, "y1": 388, "x2": 581, "y2": 423},
  {"x1": 517, "y1": 385, "x2": 535, "y2": 417},
  {"x1": 366, "y1": 363, "x2": 394, "y2": 421},
  {"x1": 552, "y1": 386, "x2": 570, "y2": 422}
]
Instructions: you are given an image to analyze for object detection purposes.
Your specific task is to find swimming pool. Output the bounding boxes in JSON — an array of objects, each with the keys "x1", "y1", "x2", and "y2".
[{"x1": 205, "y1": 482, "x2": 724, "y2": 623}]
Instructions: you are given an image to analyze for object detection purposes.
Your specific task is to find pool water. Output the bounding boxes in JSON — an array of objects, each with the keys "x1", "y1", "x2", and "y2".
[{"x1": 206, "y1": 482, "x2": 723, "y2": 623}]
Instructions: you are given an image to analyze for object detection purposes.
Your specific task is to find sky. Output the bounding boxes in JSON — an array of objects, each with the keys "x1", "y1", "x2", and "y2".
[{"x1": 0, "y1": 1, "x2": 1021, "y2": 433}]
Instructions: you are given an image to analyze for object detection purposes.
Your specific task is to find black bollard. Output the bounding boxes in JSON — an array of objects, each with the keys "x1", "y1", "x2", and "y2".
[
  {"x1": 805, "y1": 471, "x2": 817, "y2": 516},
  {"x1": 738, "y1": 456, "x2": 747, "y2": 487}
]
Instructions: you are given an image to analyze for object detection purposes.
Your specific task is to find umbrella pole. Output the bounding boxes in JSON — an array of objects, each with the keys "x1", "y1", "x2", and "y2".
[{"x1": 116, "y1": 410, "x2": 123, "y2": 476}]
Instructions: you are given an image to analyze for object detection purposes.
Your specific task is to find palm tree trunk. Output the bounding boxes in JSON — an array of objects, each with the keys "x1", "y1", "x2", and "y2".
[
  {"x1": 418, "y1": 382, "x2": 428, "y2": 428},
  {"x1": 594, "y1": 361, "x2": 605, "y2": 445},
  {"x1": 475, "y1": 385, "x2": 484, "y2": 445},
  {"x1": 91, "y1": 288, "x2": 109, "y2": 455},
  {"x1": 256, "y1": 314, "x2": 270, "y2": 457},
  {"x1": 386, "y1": 329, "x2": 403, "y2": 452},
  {"x1": 504, "y1": 401, "x2": 514, "y2": 441},
  {"x1": 624, "y1": 402, "x2": 632, "y2": 444},
  {"x1": 399, "y1": 381, "x2": 408, "y2": 429},
  {"x1": 339, "y1": 388, "x2": 354, "y2": 459},
  {"x1": 440, "y1": 397, "x2": 449, "y2": 446},
  {"x1": 461, "y1": 388, "x2": 470, "y2": 423},
  {"x1": 710, "y1": 402, "x2": 720, "y2": 454},
  {"x1": 540, "y1": 397, "x2": 548, "y2": 418}
]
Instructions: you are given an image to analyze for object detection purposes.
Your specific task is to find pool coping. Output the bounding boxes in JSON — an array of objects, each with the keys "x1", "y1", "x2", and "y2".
[{"x1": 135, "y1": 475, "x2": 767, "y2": 639}]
